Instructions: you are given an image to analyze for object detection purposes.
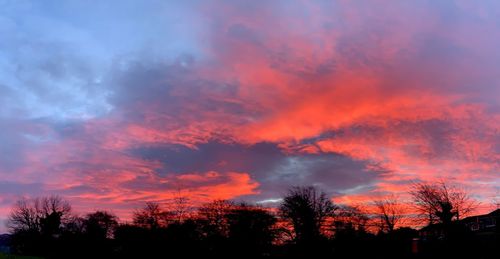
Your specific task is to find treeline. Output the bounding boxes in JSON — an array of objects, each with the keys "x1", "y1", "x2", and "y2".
[{"x1": 4, "y1": 184, "x2": 499, "y2": 258}]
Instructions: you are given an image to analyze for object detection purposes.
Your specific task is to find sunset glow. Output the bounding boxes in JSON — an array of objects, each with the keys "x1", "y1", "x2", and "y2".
[{"x1": 0, "y1": 0, "x2": 499, "y2": 231}]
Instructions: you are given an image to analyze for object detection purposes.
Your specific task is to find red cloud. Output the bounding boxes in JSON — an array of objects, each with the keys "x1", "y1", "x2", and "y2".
[{"x1": 1, "y1": 1, "x2": 499, "y2": 224}]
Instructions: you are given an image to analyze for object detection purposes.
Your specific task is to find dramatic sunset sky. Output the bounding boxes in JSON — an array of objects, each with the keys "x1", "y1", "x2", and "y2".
[{"x1": 0, "y1": 0, "x2": 499, "y2": 230}]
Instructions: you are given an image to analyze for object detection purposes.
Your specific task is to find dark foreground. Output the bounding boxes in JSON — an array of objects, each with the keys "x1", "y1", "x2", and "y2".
[
  {"x1": 2, "y1": 223, "x2": 499, "y2": 259},
  {"x1": 3, "y1": 187, "x2": 499, "y2": 258}
]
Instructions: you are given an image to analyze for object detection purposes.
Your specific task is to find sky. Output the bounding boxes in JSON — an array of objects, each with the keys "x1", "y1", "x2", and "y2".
[{"x1": 0, "y1": 0, "x2": 499, "y2": 231}]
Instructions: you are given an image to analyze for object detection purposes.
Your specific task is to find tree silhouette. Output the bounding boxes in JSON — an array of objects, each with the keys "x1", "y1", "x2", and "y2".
[
  {"x1": 410, "y1": 181, "x2": 477, "y2": 225},
  {"x1": 225, "y1": 203, "x2": 277, "y2": 256},
  {"x1": 170, "y1": 190, "x2": 191, "y2": 223},
  {"x1": 333, "y1": 205, "x2": 369, "y2": 234},
  {"x1": 197, "y1": 199, "x2": 233, "y2": 238},
  {"x1": 84, "y1": 211, "x2": 118, "y2": 239},
  {"x1": 373, "y1": 196, "x2": 405, "y2": 232},
  {"x1": 332, "y1": 205, "x2": 373, "y2": 258},
  {"x1": 133, "y1": 202, "x2": 170, "y2": 229},
  {"x1": 4, "y1": 190, "x2": 496, "y2": 258},
  {"x1": 8, "y1": 196, "x2": 71, "y2": 235},
  {"x1": 7, "y1": 198, "x2": 40, "y2": 233},
  {"x1": 280, "y1": 186, "x2": 336, "y2": 244},
  {"x1": 7, "y1": 196, "x2": 72, "y2": 256}
]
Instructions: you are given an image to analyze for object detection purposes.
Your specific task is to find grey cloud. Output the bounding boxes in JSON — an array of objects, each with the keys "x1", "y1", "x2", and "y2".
[
  {"x1": 0, "y1": 181, "x2": 44, "y2": 197},
  {"x1": 130, "y1": 142, "x2": 283, "y2": 175},
  {"x1": 129, "y1": 141, "x2": 382, "y2": 202},
  {"x1": 0, "y1": 119, "x2": 44, "y2": 172}
]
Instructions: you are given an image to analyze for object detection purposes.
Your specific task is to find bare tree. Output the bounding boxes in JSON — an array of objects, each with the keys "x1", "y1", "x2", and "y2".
[
  {"x1": 7, "y1": 198, "x2": 39, "y2": 233},
  {"x1": 7, "y1": 196, "x2": 72, "y2": 235},
  {"x1": 133, "y1": 202, "x2": 170, "y2": 229},
  {"x1": 410, "y1": 181, "x2": 477, "y2": 225},
  {"x1": 333, "y1": 205, "x2": 369, "y2": 234},
  {"x1": 493, "y1": 190, "x2": 500, "y2": 210},
  {"x1": 170, "y1": 190, "x2": 191, "y2": 223},
  {"x1": 197, "y1": 199, "x2": 234, "y2": 237},
  {"x1": 40, "y1": 196, "x2": 71, "y2": 218},
  {"x1": 279, "y1": 186, "x2": 337, "y2": 243},
  {"x1": 373, "y1": 196, "x2": 406, "y2": 232}
]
